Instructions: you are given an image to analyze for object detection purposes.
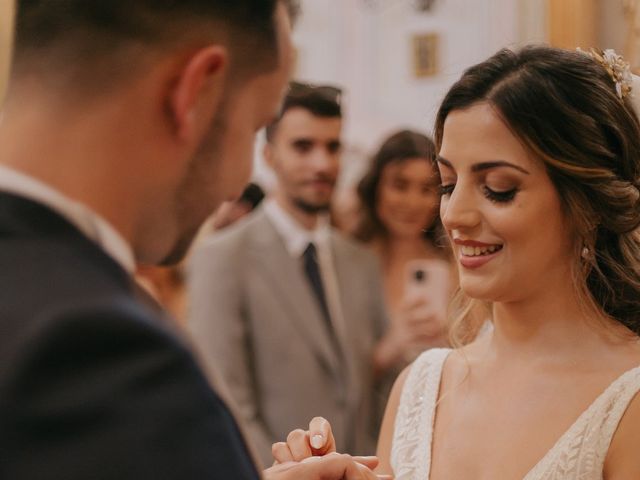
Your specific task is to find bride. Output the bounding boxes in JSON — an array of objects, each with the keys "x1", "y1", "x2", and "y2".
[{"x1": 273, "y1": 45, "x2": 640, "y2": 479}]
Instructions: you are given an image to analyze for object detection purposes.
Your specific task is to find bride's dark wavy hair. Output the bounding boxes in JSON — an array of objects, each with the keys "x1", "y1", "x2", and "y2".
[{"x1": 434, "y1": 45, "x2": 640, "y2": 345}]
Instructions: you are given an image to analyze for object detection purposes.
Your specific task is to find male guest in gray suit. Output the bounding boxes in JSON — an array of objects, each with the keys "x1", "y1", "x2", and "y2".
[{"x1": 189, "y1": 83, "x2": 390, "y2": 465}]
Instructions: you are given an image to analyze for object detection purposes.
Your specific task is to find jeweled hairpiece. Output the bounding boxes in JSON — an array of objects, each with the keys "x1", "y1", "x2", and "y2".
[{"x1": 578, "y1": 48, "x2": 633, "y2": 100}]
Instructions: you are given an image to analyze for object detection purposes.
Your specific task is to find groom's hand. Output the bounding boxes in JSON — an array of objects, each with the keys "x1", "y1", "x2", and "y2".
[
  {"x1": 272, "y1": 416, "x2": 336, "y2": 463},
  {"x1": 263, "y1": 453, "x2": 391, "y2": 480}
]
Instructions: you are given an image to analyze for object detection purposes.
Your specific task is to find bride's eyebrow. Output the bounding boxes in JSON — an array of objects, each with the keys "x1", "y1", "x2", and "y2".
[
  {"x1": 436, "y1": 155, "x2": 530, "y2": 175},
  {"x1": 471, "y1": 160, "x2": 530, "y2": 175}
]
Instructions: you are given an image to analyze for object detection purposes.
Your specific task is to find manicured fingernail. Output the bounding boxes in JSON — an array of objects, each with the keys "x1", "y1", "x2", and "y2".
[{"x1": 311, "y1": 434, "x2": 324, "y2": 449}]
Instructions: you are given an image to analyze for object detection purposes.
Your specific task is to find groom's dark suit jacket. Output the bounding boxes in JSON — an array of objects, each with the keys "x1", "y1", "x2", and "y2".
[{"x1": 0, "y1": 192, "x2": 260, "y2": 479}]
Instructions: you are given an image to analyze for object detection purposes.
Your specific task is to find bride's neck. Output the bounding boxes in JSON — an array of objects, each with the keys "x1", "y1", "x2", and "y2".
[{"x1": 487, "y1": 287, "x2": 624, "y2": 364}]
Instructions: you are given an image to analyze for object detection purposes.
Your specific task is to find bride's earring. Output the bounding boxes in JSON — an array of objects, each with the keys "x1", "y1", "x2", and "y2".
[{"x1": 581, "y1": 240, "x2": 596, "y2": 261}]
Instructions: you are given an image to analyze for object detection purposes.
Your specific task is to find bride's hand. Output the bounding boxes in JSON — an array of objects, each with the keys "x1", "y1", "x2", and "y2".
[
  {"x1": 272, "y1": 417, "x2": 336, "y2": 463},
  {"x1": 271, "y1": 418, "x2": 393, "y2": 480},
  {"x1": 264, "y1": 453, "x2": 391, "y2": 480}
]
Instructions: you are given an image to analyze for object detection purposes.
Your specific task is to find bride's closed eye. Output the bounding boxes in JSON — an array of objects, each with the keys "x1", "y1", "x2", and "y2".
[
  {"x1": 483, "y1": 186, "x2": 518, "y2": 203},
  {"x1": 438, "y1": 183, "x2": 519, "y2": 204}
]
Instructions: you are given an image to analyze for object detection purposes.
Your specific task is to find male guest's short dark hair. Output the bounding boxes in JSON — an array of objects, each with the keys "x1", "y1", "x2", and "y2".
[
  {"x1": 265, "y1": 81, "x2": 342, "y2": 142},
  {"x1": 13, "y1": 0, "x2": 298, "y2": 94}
]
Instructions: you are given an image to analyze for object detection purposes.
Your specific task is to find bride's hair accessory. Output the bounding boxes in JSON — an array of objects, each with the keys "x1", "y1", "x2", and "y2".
[
  {"x1": 579, "y1": 48, "x2": 633, "y2": 99},
  {"x1": 578, "y1": 47, "x2": 640, "y2": 119}
]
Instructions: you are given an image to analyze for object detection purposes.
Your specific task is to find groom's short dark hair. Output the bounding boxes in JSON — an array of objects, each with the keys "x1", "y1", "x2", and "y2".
[{"x1": 13, "y1": 0, "x2": 298, "y2": 94}]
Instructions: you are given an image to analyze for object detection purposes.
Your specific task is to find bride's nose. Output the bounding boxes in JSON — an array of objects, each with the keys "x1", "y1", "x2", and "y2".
[{"x1": 440, "y1": 182, "x2": 481, "y2": 232}]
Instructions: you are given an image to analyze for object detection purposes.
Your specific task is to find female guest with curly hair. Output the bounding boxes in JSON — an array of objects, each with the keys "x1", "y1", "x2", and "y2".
[{"x1": 355, "y1": 130, "x2": 454, "y2": 374}]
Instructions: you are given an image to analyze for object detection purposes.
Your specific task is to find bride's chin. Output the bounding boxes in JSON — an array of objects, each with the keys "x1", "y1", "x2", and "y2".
[{"x1": 459, "y1": 283, "x2": 499, "y2": 302}]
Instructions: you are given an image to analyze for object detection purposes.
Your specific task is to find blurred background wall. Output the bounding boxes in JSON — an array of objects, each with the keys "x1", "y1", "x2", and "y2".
[{"x1": 253, "y1": 0, "x2": 638, "y2": 190}]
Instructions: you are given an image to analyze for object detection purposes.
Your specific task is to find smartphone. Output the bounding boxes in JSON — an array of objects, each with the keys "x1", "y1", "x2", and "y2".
[{"x1": 404, "y1": 259, "x2": 451, "y2": 313}]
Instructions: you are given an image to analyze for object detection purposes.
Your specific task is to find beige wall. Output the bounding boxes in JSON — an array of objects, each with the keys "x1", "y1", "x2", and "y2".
[
  {"x1": 519, "y1": 0, "x2": 548, "y2": 44},
  {"x1": 547, "y1": 0, "x2": 597, "y2": 49},
  {"x1": 598, "y1": 1, "x2": 627, "y2": 52},
  {"x1": 0, "y1": 0, "x2": 15, "y2": 105},
  {"x1": 588, "y1": 0, "x2": 640, "y2": 68}
]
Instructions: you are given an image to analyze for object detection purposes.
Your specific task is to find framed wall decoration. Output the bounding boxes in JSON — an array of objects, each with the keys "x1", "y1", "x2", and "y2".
[{"x1": 412, "y1": 33, "x2": 439, "y2": 78}]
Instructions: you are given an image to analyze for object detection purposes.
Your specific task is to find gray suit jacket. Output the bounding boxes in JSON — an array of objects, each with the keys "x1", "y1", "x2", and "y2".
[{"x1": 188, "y1": 208, "x2": 388, "y2": 466}]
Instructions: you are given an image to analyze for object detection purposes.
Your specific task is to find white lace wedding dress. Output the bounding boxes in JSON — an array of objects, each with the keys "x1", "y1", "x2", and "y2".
[{"x1": 390, "y1": 348, "x2": 640, "y2": 480}]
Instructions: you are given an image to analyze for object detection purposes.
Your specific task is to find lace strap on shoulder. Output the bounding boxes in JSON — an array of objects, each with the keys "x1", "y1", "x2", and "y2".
[
  {"x1": 390, "y1": 348, "x2": 451, "y2": 480},
  {"x1": 525, "y1": 365, "x2": 640, "y2": 480},
  {"x1": 591, "y1": 366, "x2": 640, "y2": 464}
]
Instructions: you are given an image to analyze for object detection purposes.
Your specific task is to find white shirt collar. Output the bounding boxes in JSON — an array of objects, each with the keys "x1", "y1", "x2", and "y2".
[
  {"x1": 263, "y1": 198, "x2": 331, "y2": 258},
  {"x1": 0, "y1": 164, "x2": 136, "y2": 273}
]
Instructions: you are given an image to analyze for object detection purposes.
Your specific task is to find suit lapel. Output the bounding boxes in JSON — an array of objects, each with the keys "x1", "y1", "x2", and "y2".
[{"x1": 248, "y1": 211, "x2": 342, "y2": 378}]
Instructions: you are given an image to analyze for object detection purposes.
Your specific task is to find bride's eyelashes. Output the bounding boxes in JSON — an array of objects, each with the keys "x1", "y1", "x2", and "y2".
[
  {"x1": 438, "y1": 183, "x2": 519, "y2": 204},
  {"x1": 483, "y1": 186, "x2": 518, "y2": 203}
]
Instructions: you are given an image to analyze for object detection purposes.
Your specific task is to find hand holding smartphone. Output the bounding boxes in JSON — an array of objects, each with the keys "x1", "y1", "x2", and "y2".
[
  {"x1": 404, "y1": 259, "x2": 450, "y2": 315},
  {"x1": 395, "y1": 259, "x2": 451, "y2": 358}
]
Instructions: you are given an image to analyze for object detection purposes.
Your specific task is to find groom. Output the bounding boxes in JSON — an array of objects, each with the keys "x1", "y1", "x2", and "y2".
[{"x1": 0, "y1": 0, "x2": 379, "y2": 478}]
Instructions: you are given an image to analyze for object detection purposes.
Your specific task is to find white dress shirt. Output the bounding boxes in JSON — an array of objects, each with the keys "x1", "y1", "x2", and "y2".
[
  {"x1": 263, "y1": 198, "x2": 346, "y2": 340},
  {"x1": 0, "y1": 164, "x2": 135, "y2": 273}
]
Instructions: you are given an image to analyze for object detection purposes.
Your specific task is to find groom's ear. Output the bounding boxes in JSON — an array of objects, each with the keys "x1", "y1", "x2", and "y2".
[{"x1": 167, "y1": 45, "x2": 228, "y2": 143}]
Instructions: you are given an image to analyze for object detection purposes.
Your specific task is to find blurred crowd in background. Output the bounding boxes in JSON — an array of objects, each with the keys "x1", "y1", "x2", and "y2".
[{"x1": 133, "y1": 0, "x2": 640, "y2": 463}]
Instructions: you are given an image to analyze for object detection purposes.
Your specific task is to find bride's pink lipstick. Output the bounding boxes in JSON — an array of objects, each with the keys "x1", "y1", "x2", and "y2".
[{"x1": 454, "y1": 239, "x2": 503, "y2": 269}]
